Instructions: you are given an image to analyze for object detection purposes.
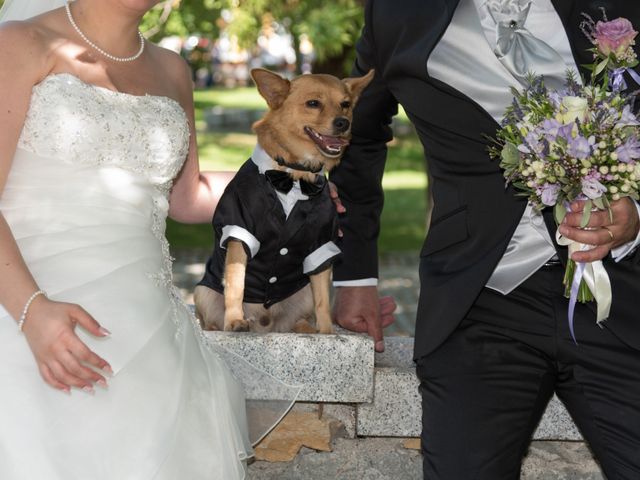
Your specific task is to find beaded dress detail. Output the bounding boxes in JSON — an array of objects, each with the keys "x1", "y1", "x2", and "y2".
[{"x1": 0, "y1": 73, "x2": 298, "y2": 480}]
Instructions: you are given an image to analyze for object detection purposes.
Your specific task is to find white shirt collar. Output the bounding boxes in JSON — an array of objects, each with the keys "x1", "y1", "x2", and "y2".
[
  {"x1": 251, "y1": 143, "x2": 326, "y2": 176},
  {"x1": 473, "y1": 0, "x2": 557, "y2": 16},
  {"x1": 250, "y1": 144, "x2": 309, "y2": 218},
  {"x1": 251, "y1": 144, "x2": 275, "y2": 174}
]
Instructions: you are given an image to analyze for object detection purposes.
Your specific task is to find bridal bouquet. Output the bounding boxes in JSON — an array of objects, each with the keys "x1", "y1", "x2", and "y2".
[{"x1": 489, "y1": 13, "x2": 640, "y2": 338}]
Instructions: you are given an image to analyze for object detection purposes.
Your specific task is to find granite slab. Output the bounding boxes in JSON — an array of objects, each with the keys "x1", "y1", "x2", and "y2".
[
  {"x1": 357, "y1": 367, "x2": 583, "y2": 441},
  {"x1": 205, "y1": 331, "x2": 375, "y2": 403}
]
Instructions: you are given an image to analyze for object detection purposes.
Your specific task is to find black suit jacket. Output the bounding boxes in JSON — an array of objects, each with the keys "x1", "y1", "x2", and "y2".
[{"x1": 330, "y1": 0, "x2": 640, "y2": 359}]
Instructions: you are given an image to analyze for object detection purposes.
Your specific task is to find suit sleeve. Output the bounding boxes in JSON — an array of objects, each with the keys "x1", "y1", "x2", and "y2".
[
  {"x1": 213, "y1": 185, "x2": 261, "y2": 259},
  {"x1": 303, "y1": 211, "x2": 341, "y2": 276},
  {"x1": 330, "y1": 0, "x2": 399, "y2": 282}
]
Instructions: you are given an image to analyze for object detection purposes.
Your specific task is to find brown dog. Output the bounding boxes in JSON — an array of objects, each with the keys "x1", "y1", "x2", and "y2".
[{"x1": 194, "y1": 68, "x2": 374, "y2": 334}]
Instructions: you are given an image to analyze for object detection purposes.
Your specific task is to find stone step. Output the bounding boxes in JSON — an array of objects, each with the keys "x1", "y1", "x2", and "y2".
[
  {"x1": 205, "y1": 331, "x2": 374, "y2": 403},
  {"x1": 356, "y1": 366, "x2": 582, "y2": 440}
]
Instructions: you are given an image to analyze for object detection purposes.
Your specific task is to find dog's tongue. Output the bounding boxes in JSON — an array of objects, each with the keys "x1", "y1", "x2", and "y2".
[{"x1": 317, "y1": 133, "x2": 349, "y2": 149}]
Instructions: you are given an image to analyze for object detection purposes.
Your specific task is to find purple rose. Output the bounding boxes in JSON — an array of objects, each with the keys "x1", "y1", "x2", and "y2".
[
  {"x1": 595, "y1": 18, "x2": 638, "y2": 57},
  {"x1": 581, "y1": 177, "x2": 607, "y2": 200},
  {"x1": 539, "y1": 183, "x2": 561, "y2": 206}
]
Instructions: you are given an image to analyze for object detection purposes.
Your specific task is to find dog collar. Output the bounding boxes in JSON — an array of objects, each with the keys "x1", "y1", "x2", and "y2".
[{"x1": 274, "y1": 156, "x2": 323, "y2": 174}]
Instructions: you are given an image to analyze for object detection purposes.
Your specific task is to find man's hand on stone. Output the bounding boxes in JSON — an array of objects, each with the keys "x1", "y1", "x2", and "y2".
[{"x1": 333, "y1": 286, "x2": 396, "y2": 352}]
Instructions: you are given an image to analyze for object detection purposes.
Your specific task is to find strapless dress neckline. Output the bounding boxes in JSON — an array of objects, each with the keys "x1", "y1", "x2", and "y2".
[{"x1": 38, "y1": 72, "x2": 185, "y2": 110}]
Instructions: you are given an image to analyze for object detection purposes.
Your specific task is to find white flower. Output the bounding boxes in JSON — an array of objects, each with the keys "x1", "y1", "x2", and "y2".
[{"x1": 558, "y1": 96, "x2": 589, "y2": 124}]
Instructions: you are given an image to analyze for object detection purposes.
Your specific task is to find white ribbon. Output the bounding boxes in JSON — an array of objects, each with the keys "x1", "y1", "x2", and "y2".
[{"x1": 556, "y1": 229, "x2": 612, "y2": 326}]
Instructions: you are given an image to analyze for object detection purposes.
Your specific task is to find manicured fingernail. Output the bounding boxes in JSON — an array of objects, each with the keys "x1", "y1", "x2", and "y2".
[
  {"x1": 103, "y1": 365, "x2": 114, "y2": 376},
  {"x1": 96, "y1": 379, "x2": 108, "y2": 389},
  {"x1": 82, "y1": 386, "x2": 95, "y2": 395},
  {"x1": 99, "y1": 327, "x2": 111, "y2": 336},
  {"x1": 375, "y1": 340, "x2": 385, "y2": 352}
]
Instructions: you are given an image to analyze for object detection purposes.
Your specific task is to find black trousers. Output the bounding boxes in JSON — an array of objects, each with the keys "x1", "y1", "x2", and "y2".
[{"x1": 416, "y1": 264, "x2": 640, "y2": 479}]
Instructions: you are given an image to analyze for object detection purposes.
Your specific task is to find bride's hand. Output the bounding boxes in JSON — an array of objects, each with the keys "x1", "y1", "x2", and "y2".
[{"x1": 22, "y1": 297, "x2": 112, "y2": 393}]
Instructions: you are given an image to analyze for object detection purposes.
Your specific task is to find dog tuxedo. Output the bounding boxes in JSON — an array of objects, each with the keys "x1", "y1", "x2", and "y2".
[{"x1": 198, "y1": 145, "x2": 341, "y2": 307}]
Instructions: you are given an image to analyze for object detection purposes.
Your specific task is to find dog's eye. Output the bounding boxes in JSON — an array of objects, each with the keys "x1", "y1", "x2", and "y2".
[
  {"x1": 306, "y1": 100, "x2": 321, "y2": 108},
  {"x1": 340, "y1": 101, "x2": 351, "y2": 109}
]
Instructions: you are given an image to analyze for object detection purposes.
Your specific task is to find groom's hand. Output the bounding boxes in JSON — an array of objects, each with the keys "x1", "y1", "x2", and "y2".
[
  {"x1": 333, "y1": 286, "x2": 396, "y2": 352},
  {"x1": 558, "y1": 197, "x2": 640, "y2": 262}
]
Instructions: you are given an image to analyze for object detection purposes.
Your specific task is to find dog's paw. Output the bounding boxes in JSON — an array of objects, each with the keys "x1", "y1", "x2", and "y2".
[
  {"x1": 292, "y1": 319, "x2": 318, "y2": 334},
  {"x1": 317, "y1": 324, "x2": 335, "y2": 334},
  {"x1": 202, "y1": 320, "x2": 221, "y2": 331},
  {"x1": 224, "y1": 319, "x2": 250, "y2": 332}
]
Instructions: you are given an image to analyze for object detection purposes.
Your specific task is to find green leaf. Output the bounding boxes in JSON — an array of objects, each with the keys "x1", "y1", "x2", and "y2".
[
  {"x1": 580, "y1": 200, "x2": 593, "y2": 228},
  {"x1": 594, "y1": 58, "x2": 610, "y2": 76},
  {"x1": 593, "y1": 197, "x2": 605, "y2": 210},
  {"x1": 500, "y1": 143, "x2": 520, "y2": 167},
  {"x1": 554, "y1": 202, "x2": 567, "y2": 225}
]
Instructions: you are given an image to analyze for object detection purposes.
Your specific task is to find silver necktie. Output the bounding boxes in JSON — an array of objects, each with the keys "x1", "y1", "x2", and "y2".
[{"x1": 487, "y1": 0, "x2": 568, "y2": 90}]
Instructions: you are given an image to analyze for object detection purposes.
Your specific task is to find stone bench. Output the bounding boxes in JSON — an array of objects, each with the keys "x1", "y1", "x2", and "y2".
[{"x1": 205, "y1": 331, "x2": 581, "y2": 441}]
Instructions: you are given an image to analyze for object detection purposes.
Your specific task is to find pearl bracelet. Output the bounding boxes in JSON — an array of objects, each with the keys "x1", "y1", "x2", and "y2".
[{"x1": 18, "y1": 290, "x2": 47, "y2": 332}]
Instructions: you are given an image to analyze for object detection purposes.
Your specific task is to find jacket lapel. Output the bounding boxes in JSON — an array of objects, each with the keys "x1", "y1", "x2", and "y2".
[{"x1": 548, "y1": 0, "x2": 595, "y2": 81}]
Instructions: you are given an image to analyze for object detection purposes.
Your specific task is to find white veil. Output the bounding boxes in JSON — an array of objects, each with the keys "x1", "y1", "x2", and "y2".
[{"x1": 0, "y1": 0, "x2": 66, "y2": 22}]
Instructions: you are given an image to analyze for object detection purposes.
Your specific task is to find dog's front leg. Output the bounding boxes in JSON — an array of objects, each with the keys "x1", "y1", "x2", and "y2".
[
  {"x1": 223, "y1": 240, "x2": 250, "y2": 332},
  {"x1": 309, "y1": 268, "x2": 334, "y2": 334}
]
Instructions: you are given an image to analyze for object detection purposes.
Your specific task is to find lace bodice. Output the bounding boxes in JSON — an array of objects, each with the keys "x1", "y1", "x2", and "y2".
[{"x1": 17, "y1": 73, "x2": 190, "y2": 187}]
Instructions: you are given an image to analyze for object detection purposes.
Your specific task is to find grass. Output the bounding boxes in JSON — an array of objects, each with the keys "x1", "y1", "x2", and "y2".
[{"x1": 166, "y1": 89, "x2": 427, "y2": 253}]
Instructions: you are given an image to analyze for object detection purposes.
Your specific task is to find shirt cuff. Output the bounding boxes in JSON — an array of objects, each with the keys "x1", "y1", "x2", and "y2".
[
  {"x1": 611, "y1": 200, "x2": 640, "y2": 262},
  {"x1": 303, "y1": 241, "x2": 341, "y2": 274},
  {"x1": 220, "y1": 225, "x2": 260, "y2": 258},
  {"x1": 333, "y1": 278, "x2": 378, "y2": 287}
]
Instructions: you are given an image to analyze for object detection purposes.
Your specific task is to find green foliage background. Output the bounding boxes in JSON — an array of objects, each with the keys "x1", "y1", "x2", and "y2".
[{"x1": 0, "y1": 1, "x2": 363, "y2": 75}]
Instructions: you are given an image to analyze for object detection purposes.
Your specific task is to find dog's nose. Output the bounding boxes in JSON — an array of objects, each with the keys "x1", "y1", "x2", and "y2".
[{"x1": 333, "y1": 117, "x2": 350, "y2": 133}]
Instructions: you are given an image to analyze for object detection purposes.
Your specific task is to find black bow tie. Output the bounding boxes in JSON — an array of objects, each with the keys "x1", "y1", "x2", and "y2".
[{"x1": 264, "y1": 170, "x2": 326, "y2": 197}]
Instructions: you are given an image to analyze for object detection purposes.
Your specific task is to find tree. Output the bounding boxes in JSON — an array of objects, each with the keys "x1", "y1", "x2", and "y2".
[
  {"x1": 141, "y1": 0, "x2": 225, "y2": 40},
  {"x1": 224, "y1": 0, "x2": 364, "y2": 76},
  {"x1": 143, "y1": 0, "x2": 366, "y2": 77},
  {"x1": 0, "y1": 0, "x2": 365, "y2": 77}
]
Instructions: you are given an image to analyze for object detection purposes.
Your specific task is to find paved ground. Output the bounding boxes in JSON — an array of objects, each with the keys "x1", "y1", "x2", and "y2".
[
  {"x1": 172, "y1": 249, "x2": 421, "y2": 336},
  {"x1": 245, "y1": 439, "x2": 603, "y2": 480}
]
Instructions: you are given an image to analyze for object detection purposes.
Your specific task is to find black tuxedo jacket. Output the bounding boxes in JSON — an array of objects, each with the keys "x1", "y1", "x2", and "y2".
[
  {"x1": 330, "y1": 0, "x2": 640, "y2": 359},
  {"x1": 199, "y1": 159, "x2": 339, "y2": 307}
]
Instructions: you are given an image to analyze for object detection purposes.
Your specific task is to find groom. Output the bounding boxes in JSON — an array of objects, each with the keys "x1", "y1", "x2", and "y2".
[{"x1": 331, "y1": 0, "x2": 640, "y2": 478}]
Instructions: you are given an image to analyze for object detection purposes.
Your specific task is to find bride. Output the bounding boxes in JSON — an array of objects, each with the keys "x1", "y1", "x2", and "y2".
[{"x1": 0, "y1": 1, "x2": 298, "y2": 478}]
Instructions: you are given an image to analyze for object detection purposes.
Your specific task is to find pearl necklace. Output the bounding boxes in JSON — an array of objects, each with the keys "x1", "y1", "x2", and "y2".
[{"x1": 65, "y1": 1, "x2": 145, "y2": 63}]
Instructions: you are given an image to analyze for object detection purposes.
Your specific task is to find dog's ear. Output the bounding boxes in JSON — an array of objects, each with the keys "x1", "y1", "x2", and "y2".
[
  {"x1": 251, "y1": 69, "x2": 291, "y2": 110},
  {"x1": 342, "y1": 69, "x2": 375, "y2": 104}
]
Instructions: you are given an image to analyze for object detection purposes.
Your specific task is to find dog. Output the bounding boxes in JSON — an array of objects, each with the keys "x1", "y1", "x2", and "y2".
[{"x1": 194, "y1": 68, "x2": 374, "y2": 334}]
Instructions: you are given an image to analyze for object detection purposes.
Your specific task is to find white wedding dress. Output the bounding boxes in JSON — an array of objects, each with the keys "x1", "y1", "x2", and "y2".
[{"x1": 0, "y1": 73, "x2": 298, "y2": 479}]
